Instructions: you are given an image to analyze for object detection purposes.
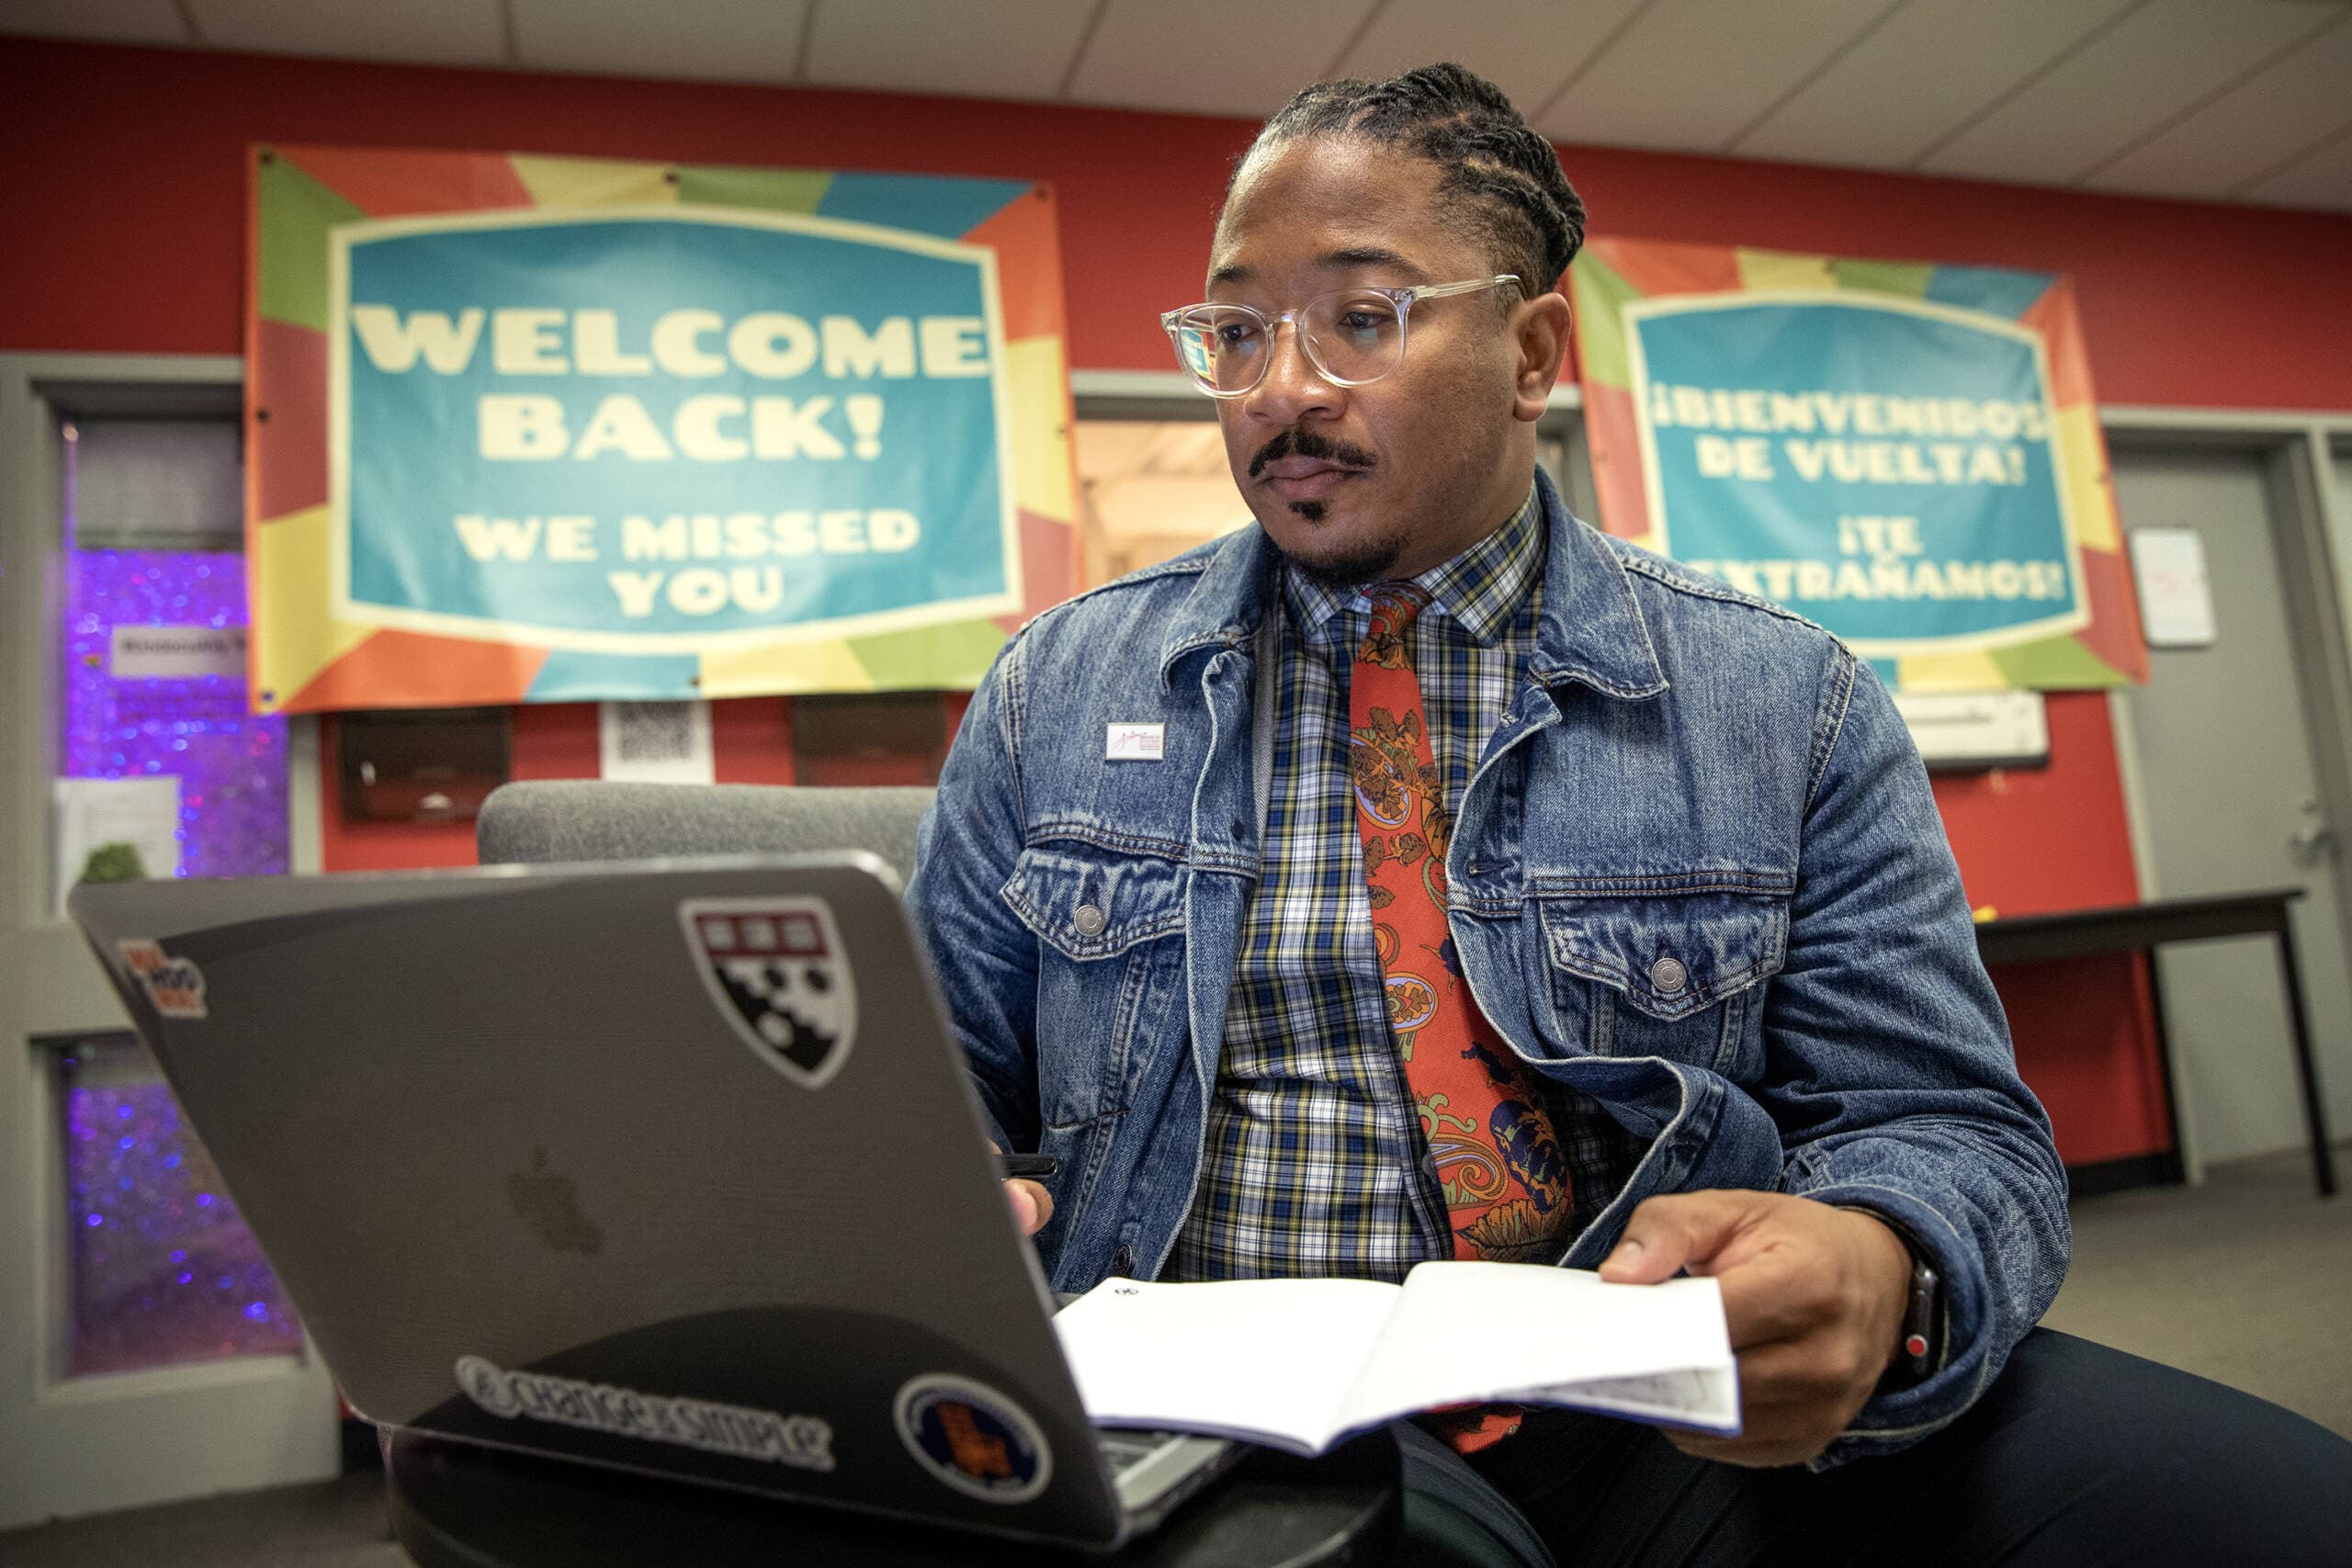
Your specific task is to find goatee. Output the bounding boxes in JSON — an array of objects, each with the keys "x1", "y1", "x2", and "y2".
[{"x1": 1273, "y1": 529, "x2": 1407, "y2": 592}]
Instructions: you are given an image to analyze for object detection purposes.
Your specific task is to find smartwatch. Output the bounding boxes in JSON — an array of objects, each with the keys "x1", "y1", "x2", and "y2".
[
  {"x1": 1836, "y1": 1206, "x2": 1948, "y2": 1391},
  {"x1": 1889, "y1": 1248, "x2": 1945, "y2": 1389}
]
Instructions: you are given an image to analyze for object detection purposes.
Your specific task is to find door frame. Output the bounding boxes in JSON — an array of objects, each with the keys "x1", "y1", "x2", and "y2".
[
  {"x1": 0, "y1": 352, "x2": 334, "y2": 1528},
  {"x1": 2099, "y1": 408, "x2": 2352, "y2": 1173}
]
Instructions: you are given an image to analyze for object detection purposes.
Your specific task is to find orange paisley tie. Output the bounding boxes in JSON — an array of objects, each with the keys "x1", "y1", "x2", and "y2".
[{"x1": 1350, "y1": 582, "x2": 1575, "y2": 1451}]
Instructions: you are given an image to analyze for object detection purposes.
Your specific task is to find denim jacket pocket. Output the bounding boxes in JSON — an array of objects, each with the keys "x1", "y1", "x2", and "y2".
[
  {"x1": 1000, "y1": 842, "x2": 1189, "y2": 1156},
  {"x1": 1535, "y1": 884, "x2": 1790, "y2": 1080},
  {"x1": 1001, "y1": 842, "x2": 1188, "y2": 961}
]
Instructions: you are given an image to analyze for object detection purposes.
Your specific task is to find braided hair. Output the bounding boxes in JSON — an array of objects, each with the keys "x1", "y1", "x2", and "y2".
[{"x1": 1230, "y1": 63, "x2": 1587, "y2": 303}]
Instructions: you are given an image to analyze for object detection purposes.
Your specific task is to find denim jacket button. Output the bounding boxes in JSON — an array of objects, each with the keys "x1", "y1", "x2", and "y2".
[
  {"x1": 1649, "y1": 954, "x2": 1688, "y2": 995},
  {"x1": 1111, "y1": 1244, "x2": 1135, "y2": 1276},
  {"x1": 1073, "y1": 903, "x2": 1108, "y2": 937}
]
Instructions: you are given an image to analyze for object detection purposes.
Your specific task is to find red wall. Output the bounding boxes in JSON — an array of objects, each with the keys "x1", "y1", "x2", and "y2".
[{"x1": 17, "y1": 38, "x2": 2346, "y2": 1166}]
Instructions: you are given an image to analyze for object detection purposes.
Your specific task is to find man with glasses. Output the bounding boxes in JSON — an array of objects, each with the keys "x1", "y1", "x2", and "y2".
[{"x1": 910, "y1": 62, "x2": 2350, "y2": 1564}]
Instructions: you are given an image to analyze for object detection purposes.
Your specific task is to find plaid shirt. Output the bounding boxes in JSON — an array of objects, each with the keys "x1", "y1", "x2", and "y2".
[{"x1": 1167, "y1": 490, "x2": 1643, "y2": 1282}]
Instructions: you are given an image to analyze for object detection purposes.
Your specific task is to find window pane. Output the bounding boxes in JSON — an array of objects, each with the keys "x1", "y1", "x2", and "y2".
[
  {"x1": 59, "y1": 1034, "x2": 303, "y2": 1376},
  {"x1": 1072, "y1": 419, "x2": 1243, "y2": 589}
]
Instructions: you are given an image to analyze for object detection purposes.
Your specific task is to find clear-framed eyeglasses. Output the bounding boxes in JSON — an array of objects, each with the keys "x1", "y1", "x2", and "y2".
[{"x1": 1160, "y1": 275, "x2": 1522, "y2": 398}]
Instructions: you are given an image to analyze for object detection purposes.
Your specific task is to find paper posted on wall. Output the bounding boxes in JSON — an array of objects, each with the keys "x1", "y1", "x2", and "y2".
[
  {"x1": 1053, "y1": 1263, "x2": 1738, "y2": 1455},
  {"x1": 52, "y1": 776, "x2": 182, "y2": 918},
  {"x1": 599, "y1": 701, "x2": 715, "y2": 785}
]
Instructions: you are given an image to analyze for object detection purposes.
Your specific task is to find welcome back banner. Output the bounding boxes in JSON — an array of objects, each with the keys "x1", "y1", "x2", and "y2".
[
  {"x1": 246, "y1": 146, "x2": 1078, "y2": 712},
  {"x1": 1572, "y1": 239, "x2": 2145, "y2": 691}
]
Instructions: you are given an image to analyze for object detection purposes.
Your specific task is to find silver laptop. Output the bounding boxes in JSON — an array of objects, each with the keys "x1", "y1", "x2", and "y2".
[{"x1": 70, "y1": 854, "x2": 1231, "y2": 1551}]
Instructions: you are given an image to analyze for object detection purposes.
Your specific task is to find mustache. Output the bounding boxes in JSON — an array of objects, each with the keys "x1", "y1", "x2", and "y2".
[{"x1": 1247, "y1": 428, "x2": 1378, "y2": 479}]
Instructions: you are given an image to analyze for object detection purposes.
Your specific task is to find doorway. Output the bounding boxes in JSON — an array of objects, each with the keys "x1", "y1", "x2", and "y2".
[
  {"x1": 2110, "y1": 438, "x2": 2352, "y2": 1166},
  {"x1": 0, "y1": 358, "x2": 338, "y2": 1527}
]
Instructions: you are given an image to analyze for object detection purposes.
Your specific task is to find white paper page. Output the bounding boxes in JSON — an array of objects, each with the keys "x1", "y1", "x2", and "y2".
[
  {"x1": 1329, "y1": 1264, "x2": 1738, "y2": 1438},
  {"x1": 1053, "y1": 1277, "x2": 1402, "y2": 1453},
  {"x1": 1516, "y1": 1368, "x2": 1740, "y2": 1433}
]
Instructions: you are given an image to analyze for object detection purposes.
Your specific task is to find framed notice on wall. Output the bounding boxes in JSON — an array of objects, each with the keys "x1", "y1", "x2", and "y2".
[
  {"x1": 245, "y1": 145, "x2": 1080, "y2": 713},
  {"x1": 1572, "y1": 239, "x2": 2147, "y2": 693}
]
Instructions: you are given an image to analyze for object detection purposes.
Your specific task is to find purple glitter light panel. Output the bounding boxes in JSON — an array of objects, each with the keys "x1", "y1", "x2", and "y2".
[
  {"x1": 62, "y1": 548, "x2": 287, "y2": 877},
  {"x1": 63, "y1": 1037, "x2": 303, "y2": 1375},
  {"x1": 60, "y1": 525, "x2": 301, "y2": 1371}
]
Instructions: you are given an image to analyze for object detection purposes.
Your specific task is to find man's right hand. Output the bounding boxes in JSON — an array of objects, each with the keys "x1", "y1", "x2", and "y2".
[
  {"x1": 1005, "y1": 1177, "x2": 1053, "y2": 1235},
  {"x1": 989, "y1": 1144, "x2": 1054, "y2": 1235}
]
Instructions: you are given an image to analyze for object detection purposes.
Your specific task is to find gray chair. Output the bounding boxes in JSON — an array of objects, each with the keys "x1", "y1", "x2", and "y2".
[{"x1": 475, "y1": 780, "x2": 936, "y2": 884}]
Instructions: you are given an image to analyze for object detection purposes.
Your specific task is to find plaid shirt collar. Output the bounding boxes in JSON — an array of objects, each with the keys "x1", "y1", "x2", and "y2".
[{"x1": 1281, "y1": 485, "x2": 1544, "y2": 654}]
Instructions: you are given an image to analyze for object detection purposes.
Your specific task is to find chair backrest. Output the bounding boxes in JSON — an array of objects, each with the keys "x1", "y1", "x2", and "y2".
[{"x1": 475, "y1": 781, "x2": 937, "y2": 886}]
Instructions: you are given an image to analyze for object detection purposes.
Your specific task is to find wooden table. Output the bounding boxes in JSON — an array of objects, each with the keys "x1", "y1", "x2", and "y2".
[{"x1": 1975, "y1": 889, "x2": 2336, "y2": 1198}]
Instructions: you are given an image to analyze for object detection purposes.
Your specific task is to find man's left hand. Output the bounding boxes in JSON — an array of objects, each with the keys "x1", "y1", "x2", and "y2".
[{"x1": 1599, "y1": 1190, "x2": 1913, "y2": 1467}]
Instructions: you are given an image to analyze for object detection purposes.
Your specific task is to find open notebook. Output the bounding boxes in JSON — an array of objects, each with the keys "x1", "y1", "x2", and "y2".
[{"x1": 1054, "y1": 1262, "x2": 1739, "y2": 1456}]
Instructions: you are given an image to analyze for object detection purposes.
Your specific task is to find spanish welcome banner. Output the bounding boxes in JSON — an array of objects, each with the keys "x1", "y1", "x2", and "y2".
[
  {"x1": 245, "y1": 146, "x2": 1079, "y2": 713},
  {"x1": 1572, "y1": 239, "x2": 2145, "y2": 690}
]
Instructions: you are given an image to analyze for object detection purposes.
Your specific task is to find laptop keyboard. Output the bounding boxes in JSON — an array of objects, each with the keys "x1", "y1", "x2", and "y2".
[{"x1": 1096, "y1": 1429, "x2": 1174, "y2": 1474}]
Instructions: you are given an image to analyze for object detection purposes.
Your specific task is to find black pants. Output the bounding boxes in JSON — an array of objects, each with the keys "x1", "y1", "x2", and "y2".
[{"x1": 1396, "y1": 1329, "x2": 2352, "y2": 1566}]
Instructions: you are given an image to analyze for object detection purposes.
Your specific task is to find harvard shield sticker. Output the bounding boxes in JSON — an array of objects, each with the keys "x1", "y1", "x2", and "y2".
[{"x1": 680, "y1": 897, "x2": 856, "y2": 1088}]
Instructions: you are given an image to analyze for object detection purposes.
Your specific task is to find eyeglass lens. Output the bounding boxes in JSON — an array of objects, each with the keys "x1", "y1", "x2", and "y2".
[{"x1": 1172, "y1": 291, "x2": 1407, "y2": 393}]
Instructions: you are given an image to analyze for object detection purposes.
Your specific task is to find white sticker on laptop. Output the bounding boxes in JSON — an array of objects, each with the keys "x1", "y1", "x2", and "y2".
[
  {"x1": 679, "y1": 897, "x2": 855, "y2": 1089},
  {"x1": 893, "y1": 1373, "x2": 1053, "y2": 1504},
  {"x1": 1105, "y1": 723, "x2": 1165, "y2": 761},
  {"x1": 118, "y1": 940, "x2": 207, "y2": 1019},
  {"x1": 455, "y1": 1356, "x2": 834, "y2": 1472}
]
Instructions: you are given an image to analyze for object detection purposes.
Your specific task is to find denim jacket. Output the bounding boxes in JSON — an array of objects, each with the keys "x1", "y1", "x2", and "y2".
[{"x1": 909, "y1": 469, "x2": 2068, "y2": 1464}]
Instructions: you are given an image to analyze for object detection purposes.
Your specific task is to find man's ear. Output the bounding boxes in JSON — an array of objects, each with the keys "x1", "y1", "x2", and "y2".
[{"x1": 1512, "y1": 291, "x2": 1573, "y2": 424}]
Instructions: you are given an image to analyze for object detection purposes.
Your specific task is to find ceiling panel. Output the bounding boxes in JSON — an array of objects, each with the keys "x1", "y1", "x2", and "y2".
[
  {"x1": 1536, "y1": 0, "x2": 1896, "y2": 154},
  {"x1": 1327, "y1": 0, "x2": 1647, "y2": 116},
  {"x1": 804, "y1": 0, "x2": 1095, "y2": 102},
  {"x1": 2083, "y1": 13, "x2": 2352, "y2": 198},
  {"x1": 1917, "y1": 0, "x2": 2341, "y2": 185},
  {"x1": 188, "y1": 0, "x2": 505, "y2": 66},
  {"x1": 1065, "y1": 0, "x2": 1382, "y2": 119},
  {"x1": 0, "y1": 0, "x2": 188, "y2": 46},
  {"x1": 513, "y1": 0, "x2": 808, "y2": 85},
  {"x1": 2245, "y1": 123, "x2": 2352, "y2": 209},
  {"x1": 1736, "y1": 0, "x2": 2139, "y2": 172},
  {"x1": 12, "y1": 0, "x2": 2352, "y2": 216}
]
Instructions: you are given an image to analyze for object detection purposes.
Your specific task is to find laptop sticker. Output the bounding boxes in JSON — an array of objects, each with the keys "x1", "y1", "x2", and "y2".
[
  {"x1": 679, "y1": 897, "x2": 856, "y2": 1089},
  {"x1": 455, "y1": 1355, "x2": 834, "y2": 1472},
  {"x1": 118, "y1": 940, "x2": 208, "y2": 1019},
  {"x1": 893, "y1": 1373, "x2": 1053, "y2": 1505}
]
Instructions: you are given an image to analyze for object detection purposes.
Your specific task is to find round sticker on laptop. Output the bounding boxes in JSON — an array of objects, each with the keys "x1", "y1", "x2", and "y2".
[{"x1": 893, "y1": 1374, "x2": 1052, "y2": 1504}]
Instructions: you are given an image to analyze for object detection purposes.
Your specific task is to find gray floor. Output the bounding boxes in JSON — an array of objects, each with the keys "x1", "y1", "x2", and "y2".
[
  {"x1": 2043, "y1": 1144, "x2": 2352, "y2": 1438},
  {"x1": 4, "y1": 1146, "x2": 2346, "y2": 1565}
]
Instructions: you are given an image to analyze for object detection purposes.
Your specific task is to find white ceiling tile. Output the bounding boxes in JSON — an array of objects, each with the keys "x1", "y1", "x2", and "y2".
[
  {"x1": 805, "y1": 0, "x2": 1096, "y2": 100},
  {"x1": 188, "y1": 0, "x2": 504, "y2": 66},
  {"x1": 1534, "y1": 0, "x2": 1897, "y2": 154},
  {"x1": 2083, "y1": 14, "x2": 2352, "y2": 197},
  {"x1": 2244, "y1": 123, "x2": 2352, "y2": 210},
  {"x1": 1329, "y1": 0, "x2": 1649, "y2": 117},
  {"x1": 0, "y1": 0, "x2": 189, "y2": 46},
  {"x1": 1065, "y1": 0, "x2": 1382, "y2": 119},
  {"x1": 1917, "y1": 0, "x2": 2341, "y2": 185},
  {"x1": 512, "y1": 0, "x2": 807, "y2": 85},
  {"x1": 1736, "y1": 0, "x2": 2139, "y2": 171}
]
